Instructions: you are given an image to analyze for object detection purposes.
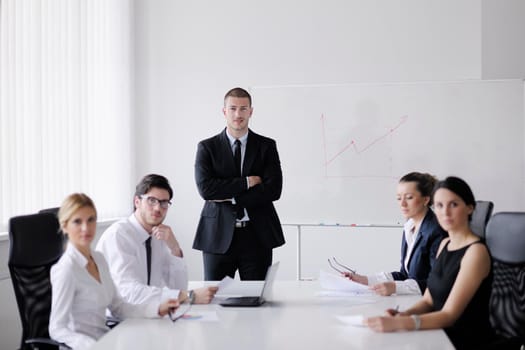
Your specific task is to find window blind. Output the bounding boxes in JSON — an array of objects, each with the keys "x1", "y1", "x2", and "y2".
[{"x1": 0, "y1": 0, "x2": 134, "y2": 230}]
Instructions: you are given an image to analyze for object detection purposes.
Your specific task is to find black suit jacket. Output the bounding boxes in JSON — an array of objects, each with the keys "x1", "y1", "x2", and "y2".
[
  {"x1": 391, "y1": 209, "x2": 447, "y2": 292},
  {"x1": 193, "y1": 128, "x2": 285, "y2": 254}
]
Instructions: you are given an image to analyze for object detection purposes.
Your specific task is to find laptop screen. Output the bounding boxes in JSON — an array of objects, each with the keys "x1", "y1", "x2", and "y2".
[{"x1": 260, "y1": 261, "x2": 280, "y2": 300}]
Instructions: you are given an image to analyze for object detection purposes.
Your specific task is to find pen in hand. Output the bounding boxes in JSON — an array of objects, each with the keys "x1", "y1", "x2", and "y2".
[{"x1": 386, "y1": 305, "x2": 400, "y2": 317}]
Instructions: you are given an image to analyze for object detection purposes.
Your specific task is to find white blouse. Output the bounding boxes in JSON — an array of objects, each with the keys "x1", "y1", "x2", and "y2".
[
  {"x1": 49, "y1": 243, "x2": 159, "y2": 350},
  {"x1": 367, "y1": 219, "x2": 421, "y2": 295}
]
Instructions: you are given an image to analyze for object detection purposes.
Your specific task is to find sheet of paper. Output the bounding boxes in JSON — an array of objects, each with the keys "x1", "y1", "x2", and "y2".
[
  {"x1": 217, "y1": 276, "x2": 235, "y2": 291},
  {"x1": 179, "y1": 311, "x2": 219, "y2": 322},
  {"x1": 215, "y1": 278, "x2": 263, "y2": 298},
  {"x1": 336, "y1": 314, "x2": 367, "y2": 327},
  {"x1": 316, "y1": 291, "x2": 377, "y2": 305},
  {"x1": 319, "y1": 270, "x2": 374, "y2": 295}
]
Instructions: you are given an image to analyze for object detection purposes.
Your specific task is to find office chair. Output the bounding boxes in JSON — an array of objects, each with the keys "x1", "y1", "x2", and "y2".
[
  {"x1": 470, "y1": 200, "x2": 494, "y2": 238},
  {"x1": 38, "y1": 207, "x2": 60, "y2": 216},
  {"x1": 38, "y1": 207, "x2": 66, "y2": 242},
  {"x1": 8, "y1": 212, "x2": 70, "y2": 350},
  {"x1": 486, "y1": 212, "x2": 525, "y2": 349}
]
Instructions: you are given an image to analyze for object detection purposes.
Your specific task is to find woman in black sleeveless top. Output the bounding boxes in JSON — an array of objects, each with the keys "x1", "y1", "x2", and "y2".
[
  {"x1": 365, "y1": 176, "x2": 495, "y2": 349},
  {"x1": 427, "y1": 240, "x2": 493, "y2": 348}
]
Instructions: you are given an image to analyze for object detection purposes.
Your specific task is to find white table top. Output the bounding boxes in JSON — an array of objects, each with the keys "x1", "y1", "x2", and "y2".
[{"x1": 90, "y1": 280, "x2": 454, "y2": 350}]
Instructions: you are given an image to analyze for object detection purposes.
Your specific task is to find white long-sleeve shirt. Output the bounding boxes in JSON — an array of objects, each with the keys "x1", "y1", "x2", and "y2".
[
  {"x1": 367, "y1": 219, "x2": 421, "y2": 295},
  {"x1": 95, "y1": 214, "x2": 188, "y2": 305},
  {"x1": 49, "y1": 244, "x2": 159, "y2": 350}
]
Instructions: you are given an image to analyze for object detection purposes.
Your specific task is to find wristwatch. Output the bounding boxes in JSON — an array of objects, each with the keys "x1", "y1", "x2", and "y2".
[{"x1": 188, "y1": 290, "x2": 195, "y2": 304}]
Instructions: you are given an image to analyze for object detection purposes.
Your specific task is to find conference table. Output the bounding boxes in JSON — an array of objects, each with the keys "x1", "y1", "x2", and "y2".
[{"x1": 90, "y1": 280, "x2": 454, "y2": 350}]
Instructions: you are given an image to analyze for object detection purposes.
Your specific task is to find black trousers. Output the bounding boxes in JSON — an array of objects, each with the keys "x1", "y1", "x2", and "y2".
[{"x1": 203, "y1": 224, "x2": 272, "y2": 281}]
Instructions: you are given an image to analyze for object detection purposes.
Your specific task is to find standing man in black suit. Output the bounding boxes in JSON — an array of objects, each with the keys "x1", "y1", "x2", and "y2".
[{"x1": 194, "y1": 87, "x2": 285, "y2": 281}]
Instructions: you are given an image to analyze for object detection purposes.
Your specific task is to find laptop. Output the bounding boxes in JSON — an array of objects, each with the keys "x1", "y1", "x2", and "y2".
[{"x1": 219, "y1": 261, "x2": 279, "y2": 307}]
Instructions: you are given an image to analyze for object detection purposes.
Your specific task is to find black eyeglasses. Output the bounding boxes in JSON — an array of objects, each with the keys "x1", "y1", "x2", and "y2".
[
  {"x1": 141, "y1": 195, "x2": 172, "y2": 209},
  {"x1": 327, "y1": 257, "x2": 356, "y2": 274},
  {"x1": 168, "y1": 301, "x2": 192, "y2": 323}
]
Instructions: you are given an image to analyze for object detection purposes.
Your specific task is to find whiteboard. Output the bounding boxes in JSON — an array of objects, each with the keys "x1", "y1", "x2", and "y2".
[{"x1": 250, "y1": 80, "x2": 525, "y2": 224}]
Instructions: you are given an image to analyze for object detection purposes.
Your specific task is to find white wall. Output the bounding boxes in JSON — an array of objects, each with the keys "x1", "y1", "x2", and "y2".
[
  {"x1": 132, "y1": 0, "x2": 525, "y2": 281},
  {"x1": 482, "y1": 0, "x2": 525, "y2": 78}
]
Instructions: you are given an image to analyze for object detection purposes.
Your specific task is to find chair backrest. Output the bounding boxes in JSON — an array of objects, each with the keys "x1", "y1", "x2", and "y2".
[
  {"x1": 470, "y1": 200, "x2": 494, "y2": 238},
  {"x1": 38, "y1": 207, "x2": 60, "y2": 216},
  {"x1": 485, "y1": 212, "x2": 525, "y2": 340},
  {"x1": 8, "y1": 212, "x2": 65, "y2": 350}
]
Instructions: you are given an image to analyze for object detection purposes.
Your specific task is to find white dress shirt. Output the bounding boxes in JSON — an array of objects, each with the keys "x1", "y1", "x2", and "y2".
[
  {"x1": 403, "y1": 219, "x2": 418, "y2": 271},
  {"x1": 49, "y1": 243, "x2": 159, "y2": 350},
  {"x1": 226, "y1": 131, "x2": 250, "y2": 220},
  {"x1": 226, "y1": 130, "x2": 248, "y2": 175},
  {"x1": 95, "y1": 214, "x2": 188, "y2": 305},
  {"x1": 367, "y1": 219, "x2": 421, "y2": 295}
]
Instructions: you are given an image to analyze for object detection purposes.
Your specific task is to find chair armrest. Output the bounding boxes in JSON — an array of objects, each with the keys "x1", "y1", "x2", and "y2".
[
  {"x1": 106, "y1": 315, "x2": 120, "y2": 329},
  {"x1": 26, "y1": 337, "x2": 72, "y2": 349}
]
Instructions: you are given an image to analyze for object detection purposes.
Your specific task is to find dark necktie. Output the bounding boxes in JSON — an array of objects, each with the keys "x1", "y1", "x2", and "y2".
[
  {"x1": 233, "y1": 139, "x2": 244, "y2": 220},
  {"x1": 234, "y1": 139, "x2": 242, "y2": 176},
  {"x1": 145, "y1": 237, "x2": 152, "y2": 285}
]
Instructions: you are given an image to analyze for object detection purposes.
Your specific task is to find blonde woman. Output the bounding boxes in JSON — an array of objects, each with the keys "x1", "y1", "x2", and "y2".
[{"x1": 49, "y1": 193, "x2": 179, "y2": 350}]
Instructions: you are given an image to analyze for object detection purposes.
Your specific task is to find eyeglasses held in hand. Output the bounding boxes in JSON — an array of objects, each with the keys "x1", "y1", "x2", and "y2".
[
  {"x1": 327, "y1": 257, "x2": 356, "y2": 274},
  {"x1": 141, "y1": 195, "x2": 172, "y2": 209},
  {"x1": 168, "y1": 301, "x2": 192, "y2": 323}
]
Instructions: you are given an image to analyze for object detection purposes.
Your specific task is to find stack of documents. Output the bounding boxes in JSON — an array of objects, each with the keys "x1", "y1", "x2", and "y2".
[{"x1": 318, "y1": 270, "x2": 375, "y2": 296}]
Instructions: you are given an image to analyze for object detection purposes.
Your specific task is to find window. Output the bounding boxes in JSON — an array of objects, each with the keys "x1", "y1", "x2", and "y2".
[{"x1": 0, "y1": 0, "x2": 134, "y2": 231}]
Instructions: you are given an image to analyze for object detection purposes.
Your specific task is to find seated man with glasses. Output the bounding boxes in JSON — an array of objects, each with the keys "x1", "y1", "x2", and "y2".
[{"x1": 96, "y1": 174, "x2": 218, "y2": 310}]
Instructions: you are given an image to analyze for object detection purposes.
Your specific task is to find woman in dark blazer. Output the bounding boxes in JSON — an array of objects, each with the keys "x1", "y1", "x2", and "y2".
[{"x1": 344, "y1": 172, "x2": 447, "y2": 296}]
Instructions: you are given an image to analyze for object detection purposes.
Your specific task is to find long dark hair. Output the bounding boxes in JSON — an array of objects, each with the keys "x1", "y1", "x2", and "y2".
[{"x1": 433, "y1": 176, "x2": 476, "y2": 220}]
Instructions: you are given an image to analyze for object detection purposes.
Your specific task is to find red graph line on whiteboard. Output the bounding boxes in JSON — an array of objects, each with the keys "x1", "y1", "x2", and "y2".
[{"x1": 322, "y1": 114, "x2": 408, "y2": 166}]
